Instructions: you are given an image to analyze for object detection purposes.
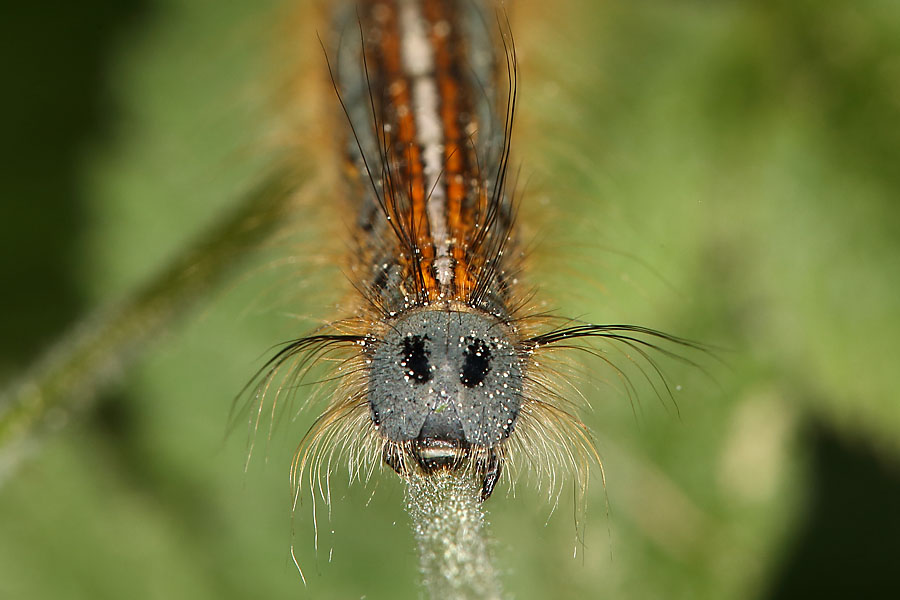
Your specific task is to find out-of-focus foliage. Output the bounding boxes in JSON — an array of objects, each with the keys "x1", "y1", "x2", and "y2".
[{"x1": 1, "y1": 1, "x2": 898, "y2": 599}]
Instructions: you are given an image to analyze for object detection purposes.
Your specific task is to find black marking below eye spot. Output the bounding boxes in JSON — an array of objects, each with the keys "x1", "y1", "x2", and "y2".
[
  {"x1": 400, "y1": 335, "x2": 432, "y2": 384},
  {"x1": 460, "y1": 337, "x2": 491, "y2": 388}
]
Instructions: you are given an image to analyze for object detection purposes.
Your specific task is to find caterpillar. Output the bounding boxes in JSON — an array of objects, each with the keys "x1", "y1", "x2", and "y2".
[{"x1": 241, "y1": 0, "x2": 700, "y2": 508}]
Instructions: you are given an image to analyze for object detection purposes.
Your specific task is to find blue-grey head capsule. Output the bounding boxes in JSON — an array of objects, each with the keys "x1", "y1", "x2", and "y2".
[{"x1": 369, "y1": 309, "x2": 523, "y2": 481}]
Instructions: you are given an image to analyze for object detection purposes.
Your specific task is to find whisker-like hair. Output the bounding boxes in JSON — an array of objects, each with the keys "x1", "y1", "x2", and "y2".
[{"x1": 229, "y1": 328, "x2": 370, "y2": 466}]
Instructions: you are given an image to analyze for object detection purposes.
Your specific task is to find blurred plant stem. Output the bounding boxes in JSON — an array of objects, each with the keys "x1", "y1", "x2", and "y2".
[
  {"x1": 0, "y1": 164, "x2": 302, "y2": 485},
  {"x1": 407, "y1": 471, "x2": 505, "y2": 600}
]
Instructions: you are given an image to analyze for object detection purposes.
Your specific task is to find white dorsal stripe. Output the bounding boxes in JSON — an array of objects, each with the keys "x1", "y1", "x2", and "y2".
[{"x1": 399, "y1": 0, "x2": 452, "y2": 289}]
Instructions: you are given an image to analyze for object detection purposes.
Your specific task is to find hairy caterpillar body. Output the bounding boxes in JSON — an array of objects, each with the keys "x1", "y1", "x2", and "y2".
[{"x1": 243, "y1": 0, "x2": 701, "y2": 506}]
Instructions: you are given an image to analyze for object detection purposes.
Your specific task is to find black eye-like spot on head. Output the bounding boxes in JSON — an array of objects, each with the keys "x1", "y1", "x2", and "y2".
[
  {"x1": 460, "y1": 337, "x2": 491, "y2": 388},
  {"x1": 400, "y1": 334, "x2": 432, "y2": 384}
]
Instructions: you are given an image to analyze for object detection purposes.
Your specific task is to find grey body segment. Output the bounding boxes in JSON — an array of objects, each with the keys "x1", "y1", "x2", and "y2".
[{"x1": 369, "y1": 309, "x2": 523, "y2": 448}]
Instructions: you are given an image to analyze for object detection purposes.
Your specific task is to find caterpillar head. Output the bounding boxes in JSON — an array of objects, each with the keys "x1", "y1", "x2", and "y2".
[{"x1": 369, "y1": 308, "x2": 523, "y2": 499}]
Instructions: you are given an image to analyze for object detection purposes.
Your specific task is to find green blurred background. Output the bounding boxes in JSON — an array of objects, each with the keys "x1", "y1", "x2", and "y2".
[{"x1": 2, "y1": 0, "x2": 899, "y2": 598}]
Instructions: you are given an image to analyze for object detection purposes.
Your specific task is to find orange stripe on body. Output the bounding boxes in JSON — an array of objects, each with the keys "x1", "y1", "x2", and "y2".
[
  {"x1": 372, "y1": 1, "x2": 439, "y2": 300},
  {"x1": 422, "y1": 0, "x2": 477, "y2": 302}
]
